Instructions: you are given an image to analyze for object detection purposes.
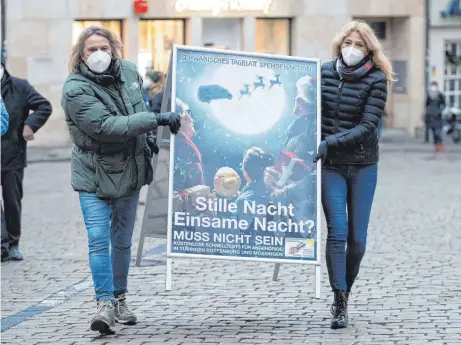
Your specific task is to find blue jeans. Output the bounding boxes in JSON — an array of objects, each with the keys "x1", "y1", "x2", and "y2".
[
  {"x1": 321, "y1": 163, "x2": 377, "y2": 292},
  {"x1": 79, "y1": 192, "x2": 139, "y2": 301},
  {"x1": 431, "y1": 126, "x2": 443, "y2": 144}
]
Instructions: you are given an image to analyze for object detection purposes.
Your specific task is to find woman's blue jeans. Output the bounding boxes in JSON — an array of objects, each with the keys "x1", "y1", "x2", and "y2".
[
  {"x1": 79, "y1": 192, "x2": 139, "y2": 301},
  {"x1": 321, "y1": 163, "x2": 378, "y2": 292}
]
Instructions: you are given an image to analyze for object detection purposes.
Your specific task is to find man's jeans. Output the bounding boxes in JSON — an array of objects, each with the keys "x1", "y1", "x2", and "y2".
[
  {"x1": 431, "y1": 126, "x2": 443, "y2": 144},
  {"x1": 1, "y1": 169, "x2": 24, "y2": 249},
  {"x1": 321, "y1": 163, "x2": 377, "y2": 292},
  {"x1": 79, "y1": 192, "x2": 139, "y2": 301}
]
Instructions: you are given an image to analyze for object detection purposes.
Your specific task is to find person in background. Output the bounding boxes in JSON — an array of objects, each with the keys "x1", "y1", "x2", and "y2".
[
  {"x1": 142, "y1": 71, "x2": 165, "y2": 113},
  {"x1": 1, "y1": 62, "x2": 9, "y2": 263},
  {"x1": 1, "y1": 53, "x2": 52, "y2": 262},
  {"x1": 314, "y1": 20, "x2": 393, "y2": 329},
  {"x1": 424, "y1": 111, "x2": 431, "y2": 144},
  {"x1": 425, "y1": 81, "x2": 446, "y2": 152},
  {"x1": 62, "y1": 26, "x2": 180, "y2": 334}
]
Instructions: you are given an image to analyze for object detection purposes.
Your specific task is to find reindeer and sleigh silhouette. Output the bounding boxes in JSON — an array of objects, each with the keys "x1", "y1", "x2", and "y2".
[
  {"x1": 198, "y1": 74, "x2": 282, "y2": 103},
  {"x1": 239, "y1": 75, "x2": 282, "y2": 99}
]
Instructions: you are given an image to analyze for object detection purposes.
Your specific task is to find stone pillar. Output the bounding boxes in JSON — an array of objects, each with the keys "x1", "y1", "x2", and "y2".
[
  {"x1": 292, "y1": 0, "x2": 349, "y2": 61},
  {"x1": 7, "y1": 0, "x2": 73, "y2": 147},
  {"x1": 123, "y1": 16, "x2": 140, "y2": 64},
  {"x1": 388, "y1": 17, "x2": 410, "y2": 131},
  {"x1": 186, "y1": 17, "x2": 203, "y2": 47},
  {"x1": 242, "y1": 17, "x2": 256, "y2": 52},
  {"x1": 407, "y1": 15, "x2": 426, "y2": 136}
]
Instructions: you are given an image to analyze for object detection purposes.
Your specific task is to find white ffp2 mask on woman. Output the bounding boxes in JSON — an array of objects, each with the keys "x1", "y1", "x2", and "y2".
[
  {"x1": 341, "y1": 47, "x2": 365, "y2": 66},
  {"x1": 86, "y1": 50, "x2": 111, "y2": 74}
]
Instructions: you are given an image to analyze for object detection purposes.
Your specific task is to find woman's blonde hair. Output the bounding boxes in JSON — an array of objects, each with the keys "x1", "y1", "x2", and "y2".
[
  {"x1": 332, "y1": 19, "x2": 396, "y2": 84},
  {"x1": 68, "y1": 26, "x2": 123, "y2": 73}
]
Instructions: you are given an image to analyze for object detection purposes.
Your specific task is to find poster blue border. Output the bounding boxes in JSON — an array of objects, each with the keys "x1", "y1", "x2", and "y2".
[{"x1": 166, "y1": 45, "x2": 322, "y2": 265}]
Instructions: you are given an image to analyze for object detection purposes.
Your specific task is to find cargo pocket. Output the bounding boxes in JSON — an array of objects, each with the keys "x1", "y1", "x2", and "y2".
[
  {"x1": 94, "y1": 156, "x2": 135, "y2": 199},
  {"x1": 130, "y1": 91, "x2": 146, "y2": 113}
]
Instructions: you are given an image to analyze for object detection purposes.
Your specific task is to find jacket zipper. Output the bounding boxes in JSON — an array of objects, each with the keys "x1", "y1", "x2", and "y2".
[
  {"x1": 115, "y1": 83, "x2": 130, "y2": 115},
  {"x1": 335, "y1": 81, "x2": 344, "y2": 133}
]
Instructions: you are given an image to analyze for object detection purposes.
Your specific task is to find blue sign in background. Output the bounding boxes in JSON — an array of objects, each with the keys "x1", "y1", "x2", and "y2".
[{"x1": 170, "y1": 47, "x2": 320, "y2": 262}]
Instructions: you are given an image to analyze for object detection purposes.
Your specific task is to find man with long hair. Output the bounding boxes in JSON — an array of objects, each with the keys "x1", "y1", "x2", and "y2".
[{"x1": 61, "y1": 26, "x2": 181, "y2": 334}]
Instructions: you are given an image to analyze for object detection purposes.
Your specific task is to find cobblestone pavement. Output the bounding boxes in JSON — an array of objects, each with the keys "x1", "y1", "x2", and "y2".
[{"x1": 1, "y1": 150, "x2": 461, "y2": 345}]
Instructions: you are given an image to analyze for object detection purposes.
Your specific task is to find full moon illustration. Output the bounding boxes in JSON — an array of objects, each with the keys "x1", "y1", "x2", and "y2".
[{"x1": 205, "y1": 66, "x2": 287, "y2": 135}]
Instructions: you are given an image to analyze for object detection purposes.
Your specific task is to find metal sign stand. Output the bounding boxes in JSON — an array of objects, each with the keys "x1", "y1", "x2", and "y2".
[
  {"x1": 140, "y1": 46, "x2": 322, "y2": 299},
  {"x1": 273, "y1": 264, "x2": 321, "y2": 298},
  {"x1": 163, "y1": 45, "x2": 322, "y2": 298},
  {"x1": 136, "y1": 58, "x2": 173, "y2": 267}
]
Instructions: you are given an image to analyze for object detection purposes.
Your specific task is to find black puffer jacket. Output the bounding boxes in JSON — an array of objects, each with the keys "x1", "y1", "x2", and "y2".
[{"x1": 321, "y1": 59, "x2": 387, "y2": 165}]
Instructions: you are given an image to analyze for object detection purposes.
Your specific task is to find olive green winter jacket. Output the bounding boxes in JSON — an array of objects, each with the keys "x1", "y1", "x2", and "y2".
[{"x1": 61, "y1": 59, "x2": 159, "y2": 199}]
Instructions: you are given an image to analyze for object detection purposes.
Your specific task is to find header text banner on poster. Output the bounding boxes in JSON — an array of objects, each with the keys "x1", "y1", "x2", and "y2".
[{"x1": 167, "y1": 45, "x2": 321, "y2": 264}]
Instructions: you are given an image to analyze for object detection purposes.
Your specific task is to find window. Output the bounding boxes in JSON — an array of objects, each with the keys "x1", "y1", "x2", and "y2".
[
  {"x1": 72, "y1": 20, "x2": 123, "y2": 46},
  {"x1": 138, "y1": 20, "x2": 185, "y2": 75},
  {"x1": 444, "y1": 41, "x2": 461, "y2": 108},
  {"x1": 202, "y1": 18, "x2": 242, "y2": 51},
  {"x1": 370, "y1": 22, "x2": 386, "y2": 39},
  {"x1": 255, "y1": 19, "x2": 291, "y2": 55}
]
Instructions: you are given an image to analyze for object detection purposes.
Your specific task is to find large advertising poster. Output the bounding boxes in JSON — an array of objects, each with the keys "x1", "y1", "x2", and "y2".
[{"x1": 167, "y1": 45, "x2": 321, "y2": 264}]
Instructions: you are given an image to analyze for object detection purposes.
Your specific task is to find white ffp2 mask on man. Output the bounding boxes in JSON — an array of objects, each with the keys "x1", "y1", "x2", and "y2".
[
  {"x1": 341, "y1": 47, "x2": 365, "y2": 66},
  {"x1": 86, "y1": 50, "x2": 111, "y2": 74}
]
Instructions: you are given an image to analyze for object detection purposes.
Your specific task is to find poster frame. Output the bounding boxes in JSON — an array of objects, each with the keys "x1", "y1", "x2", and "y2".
[
  {"x1": 136, "y1": 55, "x2": 173, "y2": 266},
  {"x1": 165, "y1": 44, "x2": 322, "y2": 287}
]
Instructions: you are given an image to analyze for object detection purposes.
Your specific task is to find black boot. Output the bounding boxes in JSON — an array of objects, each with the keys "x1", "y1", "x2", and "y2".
[
  {"x1": 330, "y1": 291, "x2": 349, "y2": 315},
  {"x1": 1, "y1": 247, "x2": 9, "y2": 262},
  {"x1": 330, "y1": 290, "x2": 348, "y2": 329}
]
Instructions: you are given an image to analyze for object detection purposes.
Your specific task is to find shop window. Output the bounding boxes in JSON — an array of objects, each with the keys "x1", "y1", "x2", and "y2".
[
  {"x1": 138, "y1": 20, "x2": 185, "y2": 75},
  {"x1": 255, "y1": 19, "x2": 291, "y2": 55},
  {"x1": 202, "y1": 18, "x2": 242, "y2": 51},
  {"x1": 444, "y1": 40, "x2": 461, "y2": 108},
  {"x1": 72, "y1": 20, "x2": 123, "y2": 46},
  {"x1": 370, "y1": 22, "x2": 386, "y2": 40}
]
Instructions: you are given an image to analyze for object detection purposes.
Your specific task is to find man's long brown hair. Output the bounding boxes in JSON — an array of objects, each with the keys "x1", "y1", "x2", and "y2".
[{"x1": 68, "y1": 26, "x2": 123, "y2": 73}]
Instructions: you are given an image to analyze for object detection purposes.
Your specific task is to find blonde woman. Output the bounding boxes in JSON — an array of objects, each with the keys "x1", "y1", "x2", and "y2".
[{"x1": 313, "y1": 20, "x2": 394, "y2": 329}]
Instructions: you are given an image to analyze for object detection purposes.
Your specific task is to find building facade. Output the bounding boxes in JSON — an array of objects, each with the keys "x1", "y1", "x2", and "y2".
[
  {"x1": 429, "y1": 0, "x2": 461, "y2": 110},
  {"x1": 2, "y1": 0, "x2": 425, "y2": 147}
]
